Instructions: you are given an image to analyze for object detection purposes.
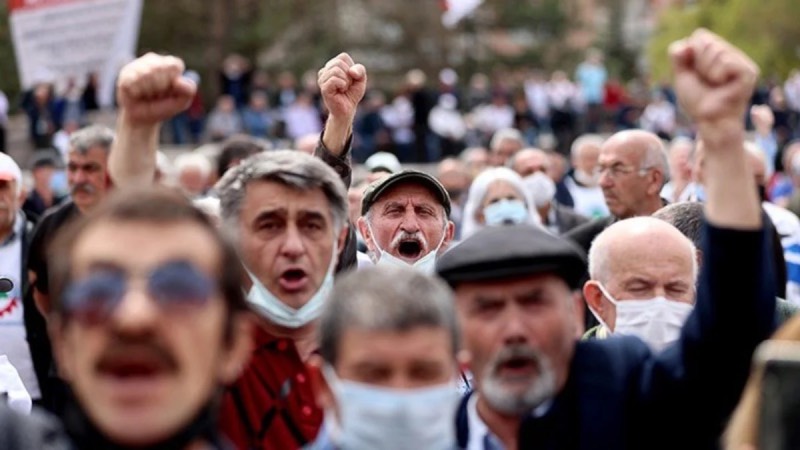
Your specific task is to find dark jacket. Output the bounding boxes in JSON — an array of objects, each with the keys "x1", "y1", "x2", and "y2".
[
  {"x1": 517, "y1": 221, "x2": 775, "y2": 450},
  {"x1": 0, "y1": 404, "x2": 70, "y2": 450},
  {"x1": 17, "y1": 213, "x2": 53, "y2": 407},
  {"x1": 315, "y1": 135, "x2": 357, "y2": 274},
  {"x1": 551, "y1": 202, "x2": 589, "y2": 235}
]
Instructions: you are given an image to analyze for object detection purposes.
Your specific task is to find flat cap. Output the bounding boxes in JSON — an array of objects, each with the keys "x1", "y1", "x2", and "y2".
[
  {"x1": 361, "y1": 170, "x2": 451, "y2": 216},
  {"x1": 436, "y1": 224, "x2": 587, "y2": 289}
]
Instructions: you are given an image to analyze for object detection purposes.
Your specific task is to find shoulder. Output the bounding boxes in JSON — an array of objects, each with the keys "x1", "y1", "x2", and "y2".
[
  {"x1": 33, "y1": 202, "x2": 77, "y2": 238},
  {"x1": 563, "y1": 216, "x2": 614, "y2": 251},
  {"x1": 572, "y1": 336, "x2": 652, "y2": 384}
]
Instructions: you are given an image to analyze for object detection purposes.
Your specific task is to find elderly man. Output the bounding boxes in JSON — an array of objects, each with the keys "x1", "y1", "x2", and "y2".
[
  {"x1": 581, "y1": 217, "x2": 697, "y2": 350},
  {"x1": 109, "y1": 52, "x2": 366, "y2": 449},
  {"x1": 45, "y1": 187, "x2": 252, "y2": 449},
  {"x1": 564, "y1": 130, "x2": 668, "y2": 254},
  {"x1": 660, "y1": 137, "x2": 694, "y2": 202},
  {"x1": 510, "y1": 148, "x2": 588, "y2": 235},
  {"x1": 489, "y1": 128, "x2": 525, "y2": 167},
  {"x1": 357, "y1": 170, "x2": 455, "y2": 273},
  {"x1": 438, "y1": 30, "x2": 775, "y2": 450},
  {"x1": 306, "y1": 266, "x2": 461, "y2": 449},
  {"x1": 28, "y1": 125, "x2": 116, "y2": 316},
  {"x1": 562, "y1": 134, "x2": 608, "y2": 219},
  {"x1": 0, "y1": 154, "x2": 49, "y2": 411}
]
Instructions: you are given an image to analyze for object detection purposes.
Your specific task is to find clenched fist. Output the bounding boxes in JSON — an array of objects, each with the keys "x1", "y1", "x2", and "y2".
[
  {"x1": 318, "y1": 53, "x2": 367, "y2": 121},
  {"x1": 670, "y1": 29, "x2": 759, "y2": 132},
  {"x1": 117, "y1": 53, "x2": 197, "y2": 126}
]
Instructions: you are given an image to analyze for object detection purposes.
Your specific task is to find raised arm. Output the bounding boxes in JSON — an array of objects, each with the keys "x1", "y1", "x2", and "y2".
[
  {"x1": 109, "y1": 53, "x2": 196, "y2": 187},
  {"x1": 636, "y1": 30, "x2": 775, "y2": 447},
  {"x1": 670, "y1": 30, "x2": 761, "y2": 228},
  {"x1": 314, "y1": 53, "x2": 367, "y2": 189}
]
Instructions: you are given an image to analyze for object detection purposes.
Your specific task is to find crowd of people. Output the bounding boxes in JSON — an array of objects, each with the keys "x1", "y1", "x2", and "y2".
[{"x1": 0, "y1": 29, "x2": 797, "y2": 450}]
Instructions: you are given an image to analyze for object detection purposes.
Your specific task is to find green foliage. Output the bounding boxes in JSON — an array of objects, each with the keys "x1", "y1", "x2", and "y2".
[
  {"x1": 647, "y1": 0, "x2": 800, "y2": 82},
  {"x1": 0, "y1": 1, "x2": 22, "y2": 106}
]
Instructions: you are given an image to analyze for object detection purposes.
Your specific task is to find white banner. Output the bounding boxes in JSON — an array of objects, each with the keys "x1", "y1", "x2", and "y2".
[
  {"x1": 9, "y1": 0, "x2": 143, "y2": 107},
  {"x1": 442, "y1": 0, "x2": 483, "y2": 29}
]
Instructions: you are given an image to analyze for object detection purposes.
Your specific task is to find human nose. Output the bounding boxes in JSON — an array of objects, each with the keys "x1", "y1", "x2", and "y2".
[
  {"x1": 500, "y1": 305, "x2": 530, "y2": 346},
  {"x1": 280, "y1": 224, "x2": 305, "y2": 258},
  {"x1": 110, "y1": 280, "x2": 159, "y2": 336},
  {"x1": 399, "y1": 209, "x2": 421, "y2": 233},
  {"x1": 598, "y1": 168, "x2": 614, "y2": 187}
]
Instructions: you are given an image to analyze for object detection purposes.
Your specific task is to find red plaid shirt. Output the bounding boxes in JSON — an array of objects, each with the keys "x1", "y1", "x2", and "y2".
[{"x1": 219, "y1": 326, "x2": 322, "y2": 449}]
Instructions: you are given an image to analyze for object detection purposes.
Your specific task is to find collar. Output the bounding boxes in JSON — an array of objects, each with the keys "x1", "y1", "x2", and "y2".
[{"x1": 467, "y1": 393, "x2": 495, "y2": 450}]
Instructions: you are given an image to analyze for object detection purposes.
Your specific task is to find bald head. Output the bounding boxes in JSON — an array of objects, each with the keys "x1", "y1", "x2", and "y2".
[
  {"x1": 510, "y1": 148, "x2": 549, "y2": 177},
  {"x1": 589, "y1": 217, "x2": 697, "y2": 288},
  {"x1": 598, "y1": 130, "x2": 668, "y2": 218}
]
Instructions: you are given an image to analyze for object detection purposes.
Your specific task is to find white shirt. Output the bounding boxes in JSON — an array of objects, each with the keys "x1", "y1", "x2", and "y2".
[
  {"x1": 564, "y1": 176, "x2": 609, "y2": 219},
  {"x1": 467, "y1": 393, "x2": 503, "y2": 450},
  {"x1": 0, "y1": 216, "x2": 40, "y2": 399}
]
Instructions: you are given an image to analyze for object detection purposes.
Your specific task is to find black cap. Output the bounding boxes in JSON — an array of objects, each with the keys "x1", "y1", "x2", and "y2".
[
  {"x1": 361, "y1": 170, "x2": 451, "y2": 216},
  {"x1": 436, "y1": 224, "x2": 587, "y2": 289}
]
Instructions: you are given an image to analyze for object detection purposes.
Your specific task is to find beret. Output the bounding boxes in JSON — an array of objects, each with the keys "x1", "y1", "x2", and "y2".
[
  {"x1": 361, "y1": 170, "x2": 451, "y2": 216},
  {"x1": 436, "y1": 224, "x2": 587, "y2": 289}
]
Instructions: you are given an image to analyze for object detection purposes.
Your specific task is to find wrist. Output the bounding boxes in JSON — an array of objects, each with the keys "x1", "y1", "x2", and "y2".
[
  {"x1": 322, "y1": 115, "x2": 354, "y2": 155},
  {"x1": 696, "y1": 119, "x2": 745, "y2": 151},
  {"x1": 118, "y1": 110, "x2": 162, "y2": 137}
]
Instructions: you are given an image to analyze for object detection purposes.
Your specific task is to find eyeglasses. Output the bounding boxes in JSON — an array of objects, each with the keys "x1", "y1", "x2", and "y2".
[
  {"x1": 62, "y1": 260, "x2": 216, "y2": 325},
  {"x1": 595, "y1": 164, "x2": 655, "y2": 179}
]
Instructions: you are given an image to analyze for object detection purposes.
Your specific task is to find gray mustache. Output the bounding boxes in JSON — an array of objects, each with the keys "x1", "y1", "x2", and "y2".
[{"x1": 71, "y1": 183, "x2": 97, "y2": 195}]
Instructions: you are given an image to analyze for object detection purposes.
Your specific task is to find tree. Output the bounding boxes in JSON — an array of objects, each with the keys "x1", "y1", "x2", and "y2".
[{"x1": 647, "y1": 0, "x2": 800, "y2": 81}]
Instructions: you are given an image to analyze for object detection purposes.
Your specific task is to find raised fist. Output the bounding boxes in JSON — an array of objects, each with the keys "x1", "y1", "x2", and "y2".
[
  {"x1": 117, "y1": 53, "x2": 197, "y2": 126},
  {"x1": 670, "y1": 29, "x2": 759, "y2": 128},
  {"x1": 318, "y1": 53, "x2": 367, "y2": 121}
]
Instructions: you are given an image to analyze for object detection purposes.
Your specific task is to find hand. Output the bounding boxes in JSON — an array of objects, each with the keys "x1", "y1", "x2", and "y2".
[
  {"x1": 670, "y1": 29, "x2": 759, "y2": 132},
  {"x1": 750, "y1": 104, "x2": 774, "y2": 134},
  {"x1": 117, "y1": 53, "x2": 197, "y2": 126},
  {"x1": 318, "y1": 52, "x2": 367, "y2": 121}
]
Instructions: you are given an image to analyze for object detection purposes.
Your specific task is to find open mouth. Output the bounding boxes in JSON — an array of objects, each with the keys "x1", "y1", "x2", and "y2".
[
  {"x1": 279, "y1": 268, "x2": 309, "y2": 292},
  {"x1": 497, "y1": 356, "x2": 537, "y2": 378},
  {"x1": 397, "y1": 239, "x2": 423, "y2": 259},
  {"x1": 97, "y1": 352, "x2": 171, "y2": 381}
]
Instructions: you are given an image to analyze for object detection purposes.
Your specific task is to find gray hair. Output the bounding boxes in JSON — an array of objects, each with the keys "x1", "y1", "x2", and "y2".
[
  {"x1": 69, "y1": 125, "x2": 115, "y2": 155},
  {"x1": 652, "y1": 202, "x2": 704, "y2": 249},
  {"x1": 489, "y1": 128, "x2": 524, "y2": 152},
  {"x1": 570, "y1": 134, "x2": 604, "y2": 159},
  {"x1": 216, "y1": 150, "x2": 348, "y2": 237},
  {"x1": 640, "y1": 139, "x2": 669, "y2": 188},
  {"x1": 318, "y1": 265, "x2": 460, "y2": 365}
]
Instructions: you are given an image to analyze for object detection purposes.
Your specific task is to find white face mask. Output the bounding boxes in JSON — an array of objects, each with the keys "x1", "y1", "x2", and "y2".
[
  {"x1": 574, "y1": 169, "x2": 600, "y2": 187},
  {"x1": 367, "y1": 222, "x2": 447, "y2": 275},
  {"x1": 591, "y1": 283, "x2": 694, "y2": 352},
  {"x1": 324, "y1": 366, "x2": 459, "y2": 450},
  {"x1": 245, "y1": 243, "x2": 338, "y2": 329},
  {"x1": 524, "y1": 172, "x2": 556, "y2": 208}
]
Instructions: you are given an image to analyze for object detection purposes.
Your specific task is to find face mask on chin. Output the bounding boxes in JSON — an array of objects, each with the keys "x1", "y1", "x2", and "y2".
[
  {"x1": 573, "y1": 169, "x2": 600, "y2": 187},
  {"x1": 323, "y1": 365, "x2": 459, "y2": 450},
  {"x1": 367, "y1": 222, "x2": 447, "y2": 275},
  {"x1": 589, "y1": 282, "x2": 694, "y2": 352},
  {"x1": 245, "y1": 242, "x2": 338, "y2": 329}
]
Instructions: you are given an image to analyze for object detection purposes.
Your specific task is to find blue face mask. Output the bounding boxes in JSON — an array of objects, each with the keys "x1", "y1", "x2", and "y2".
[
  {"x1": 323, "y1": 365, "x2": 459, "y2": 450},
  {"x1": 245, "y1": 243, "x2": 338, "y2": 329},
  {"x1": 483, "y1": 199, "x2": 529, "y2": 226}
]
